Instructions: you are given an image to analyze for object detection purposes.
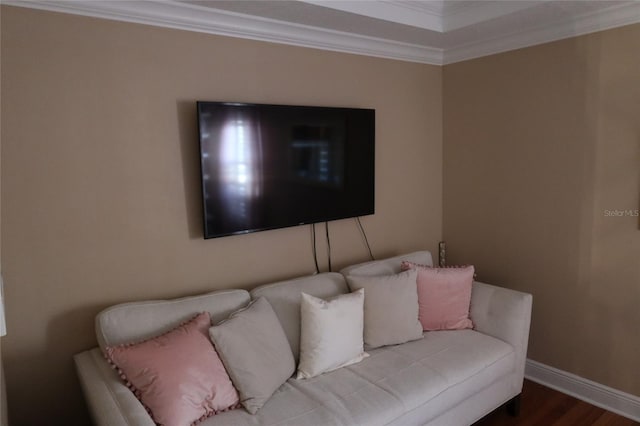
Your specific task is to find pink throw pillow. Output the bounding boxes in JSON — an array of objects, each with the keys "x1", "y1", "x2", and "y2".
[
  {"x1": 401, "y1": 262, "x2": 474, "y2": 331},
  {"x1": 105, "y1": 312, "x2": 239, "y2": 426}
]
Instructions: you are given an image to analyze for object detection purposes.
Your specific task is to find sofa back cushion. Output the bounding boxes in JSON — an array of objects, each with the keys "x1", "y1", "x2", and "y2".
[
  {"x1": 250, "y1": 272, "x2": 348, "y2": 362},
  {"x1": 340, "y1": 251, "x2": 433, "y2": 277},
  {"x1": 96, "y1": 289, "x2": 251, "y2": 351}
]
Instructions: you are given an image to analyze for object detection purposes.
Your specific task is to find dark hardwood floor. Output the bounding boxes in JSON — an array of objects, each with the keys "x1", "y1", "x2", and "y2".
[{"x1": 473, "y1": 380, "x2": 639, "y2": 426}]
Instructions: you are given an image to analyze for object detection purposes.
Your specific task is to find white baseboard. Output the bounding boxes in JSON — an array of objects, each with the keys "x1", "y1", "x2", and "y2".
[{"x1": 525, "y1": 359, "x2": 640, "y2": 422}]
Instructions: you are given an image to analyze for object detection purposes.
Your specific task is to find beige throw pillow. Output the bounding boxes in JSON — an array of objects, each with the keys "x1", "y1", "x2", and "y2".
[
  {"x1": 209, "y1": 297, "x2": 295, "y2": 414},
  {"x1": 347, "y1": 270, "x2": 423, "y2": 348},
  {"x1": 297, "y1": 289, "x2": 368, "y2": 379}
]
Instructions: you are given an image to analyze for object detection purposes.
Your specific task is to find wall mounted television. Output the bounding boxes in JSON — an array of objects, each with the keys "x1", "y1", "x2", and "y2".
[{"x1": 197, "y1": 101, "x2": 375, "y2": 239}]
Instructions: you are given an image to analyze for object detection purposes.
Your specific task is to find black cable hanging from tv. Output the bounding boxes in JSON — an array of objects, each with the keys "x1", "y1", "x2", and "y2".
[
  {"x1": 356, "y1": 217, "x2": 375, "y2": 260},
  {"x1": 325, "y1": 222, "x2": 332, "y2": 272},
  {"x1": 311, "y1": 224, "x2": 320, "y2": 274}
]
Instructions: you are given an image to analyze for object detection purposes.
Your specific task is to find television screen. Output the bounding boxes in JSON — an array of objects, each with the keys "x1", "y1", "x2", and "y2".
[{"x1": 197, "y1": 102, "x2": 375, "y2": 239}]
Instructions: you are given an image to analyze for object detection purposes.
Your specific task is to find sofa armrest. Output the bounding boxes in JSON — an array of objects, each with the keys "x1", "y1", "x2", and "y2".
[
  {"x1": 470, "y1": 281, "x2": 532, "y2": 394},
  {"x1": 74, "y1": 348, "x2": 155, "y2": 426}
]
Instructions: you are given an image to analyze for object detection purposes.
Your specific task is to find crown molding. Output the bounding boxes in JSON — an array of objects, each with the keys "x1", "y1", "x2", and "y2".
[
  {"x1": 2, "y1": 0, "x2": 443, "y2": 65},
  {"x1": 443, "y1": 1, "x2": 640, "y2": 64},
  {"x1": 3, "y1": 0, "x2": 639, "y2": 66}
]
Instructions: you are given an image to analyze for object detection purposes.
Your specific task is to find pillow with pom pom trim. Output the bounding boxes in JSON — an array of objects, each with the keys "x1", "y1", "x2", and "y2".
[{"x1": 105, "y1": 312, "x2": 240, "y2": 426}]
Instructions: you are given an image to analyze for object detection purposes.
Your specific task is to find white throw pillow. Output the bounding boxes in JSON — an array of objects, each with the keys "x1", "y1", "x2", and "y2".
[
  {"x1": 346, "y1": 270, "x2": 423, "y2": 348},
  {"x1": 296, "y1": 289, "x2": 368, "y2": 379}
]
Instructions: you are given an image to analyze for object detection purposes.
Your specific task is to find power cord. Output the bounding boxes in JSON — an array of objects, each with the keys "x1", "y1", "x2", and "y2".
[
  {"x1": 311, "y1": 224, "x2": 320, "y2": 274},
  {"x1": 356, "y1": 217, "x2": 375, "y2": 260},
  {"x1": 325, "y1": 221, "x2": 332, "y2": 272},
  {"x1": 312, "y1": 218, "x2": 373, "y2": 273}
]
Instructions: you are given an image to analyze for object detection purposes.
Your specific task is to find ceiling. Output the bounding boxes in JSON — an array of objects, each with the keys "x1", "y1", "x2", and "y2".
[{"x1": 6, "y1": 0, "x2": 640, "y2": 64}]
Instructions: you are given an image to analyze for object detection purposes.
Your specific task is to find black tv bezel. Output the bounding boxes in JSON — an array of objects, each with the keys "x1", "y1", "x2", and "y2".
[{"x1": 196, "y1": 101, "x2": 375, "y2": 239}]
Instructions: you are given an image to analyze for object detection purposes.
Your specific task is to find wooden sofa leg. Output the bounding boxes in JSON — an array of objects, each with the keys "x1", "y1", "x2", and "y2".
[{"x1": 506, "y1": 394, "x2": 521, "y2": 417}]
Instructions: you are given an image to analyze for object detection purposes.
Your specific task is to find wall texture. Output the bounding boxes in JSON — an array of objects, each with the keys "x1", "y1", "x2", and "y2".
[
  {"x1": 0, "y1": 6, "x2": 443, "y2": 425},
  {"x1": 444, "y1": 24, "x2": 640, "y2": 396}
]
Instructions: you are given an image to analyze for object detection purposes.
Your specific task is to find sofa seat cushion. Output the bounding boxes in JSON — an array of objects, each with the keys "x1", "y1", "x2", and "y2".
[{"x1": 202, "y1": 330, "x2": 515, "y2": 426}]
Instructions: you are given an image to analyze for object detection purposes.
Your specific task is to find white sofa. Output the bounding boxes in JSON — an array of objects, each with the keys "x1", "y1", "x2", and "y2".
[{"x1": 74, "y1": 251, "x2": 532, "y2": 426}]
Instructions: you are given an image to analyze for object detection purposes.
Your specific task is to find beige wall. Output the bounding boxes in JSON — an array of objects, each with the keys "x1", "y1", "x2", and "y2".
[
  {"x1": 444, "y1": 24, "x2": 640, "y2": 396},
  {"x1": 5, "y1": 5, "x2": 637, "y2": 425},
  {"x1": 0, "y1": 6, "x2": 442, "y2": 424}
]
